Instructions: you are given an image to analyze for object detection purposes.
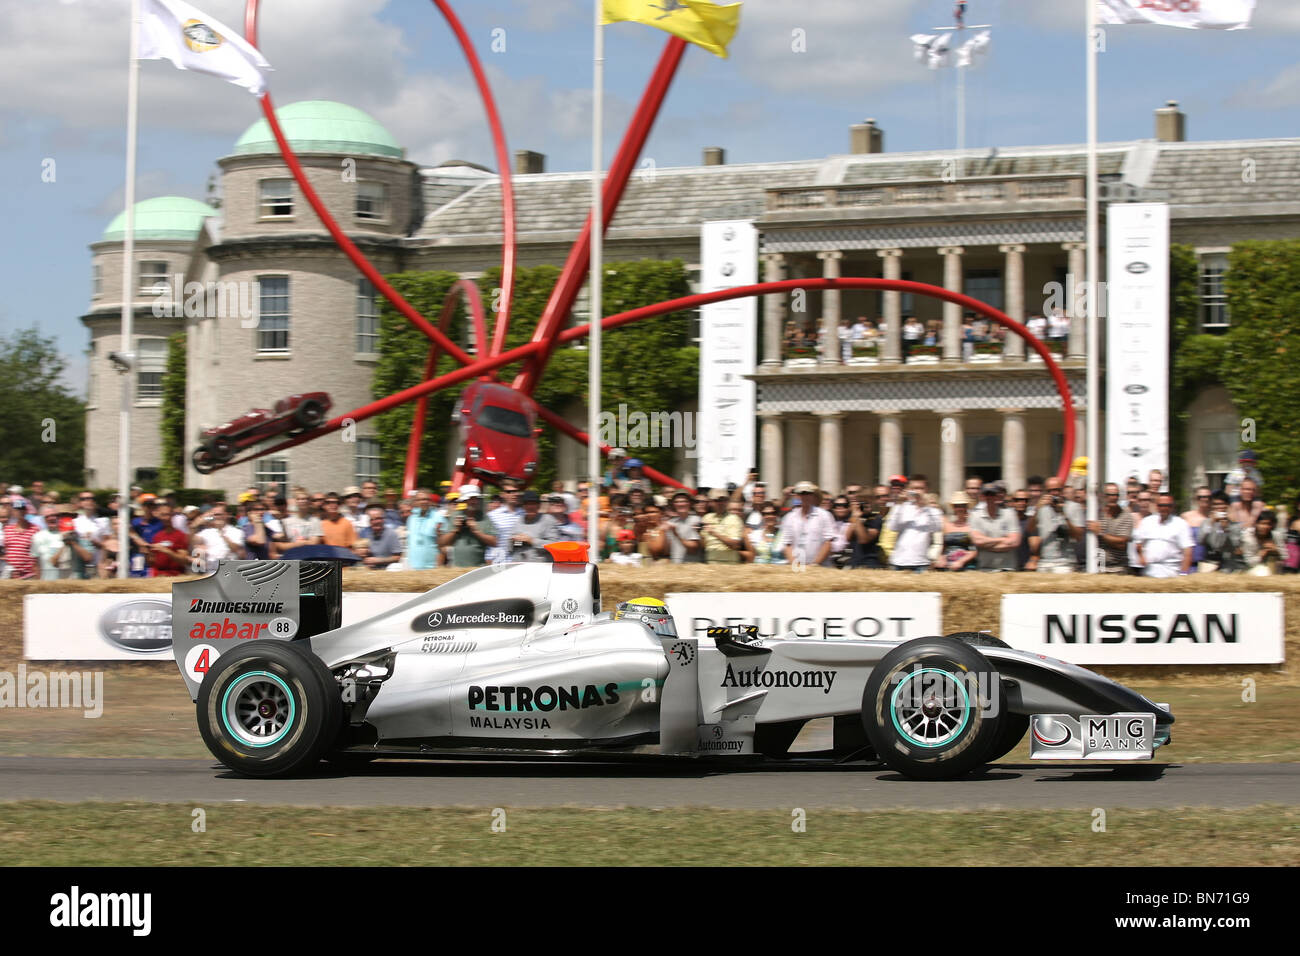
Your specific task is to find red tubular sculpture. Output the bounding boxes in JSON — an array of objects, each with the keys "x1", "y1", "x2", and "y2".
[
  {"x1": 227, "y1": 278, "x2": 1076, "y2": 484},
  {"x1": 232, "y1": 2, "x2": 1075, "y2": 491}
]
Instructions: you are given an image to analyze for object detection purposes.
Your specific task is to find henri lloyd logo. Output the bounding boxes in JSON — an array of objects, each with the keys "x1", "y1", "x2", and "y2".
[
  {"x1": 50, "y1": 886, "x2": 151, "y2": 936},
  {"x1": 414, "y1": 600, "x2": 532, "y2": 632},
  {"x1": 722, "y1": 664, "x2": 838, "y2": 694},
  {"x1": 552, "y1": 597, "x2": 583, "y2": 620}
]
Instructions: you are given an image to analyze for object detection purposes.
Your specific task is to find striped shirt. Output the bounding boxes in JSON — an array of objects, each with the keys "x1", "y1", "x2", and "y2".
[{"x1": 3, "y1": 524, "x2": 39, "y2": 579}]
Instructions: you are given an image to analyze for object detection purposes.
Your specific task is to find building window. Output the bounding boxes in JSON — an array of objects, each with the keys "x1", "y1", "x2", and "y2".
[
  {"x1": 356, "y1": 182, "x2": 388, "y2": 222},
  {"x1": 257, "y1": 276, "x2": 290, "y2": 353},
  {"x1": 138, "y1": 260, "x2": 170, "y2": 295},
  {"x1": 355, "y1": 438, "x2": 383, "y2": 487},
  {"x1": 136, "y1": 337, "x2": 166, "y2": 402},
  {"x1": 259, "y1": 179, "x2": 293, "y2": 218},
  {"x1": 1199, "y1": 254, "x2": 1229, "y2": 334},
  {"x1": 1202, "y1": 428, "x2": 1237, "y2": 492},
  {"x1": 254, "y1": 456, "x2": 289, "y2": 493},
  {"x1": 92, "y1": 262, "x2": 102, "y2": 299},
  {"x1": 356, "y1": 278, "x2": 380, "y2": 353},
  {"x1": 964, "y1": 270, "x2": 1004, "y2": 312}
]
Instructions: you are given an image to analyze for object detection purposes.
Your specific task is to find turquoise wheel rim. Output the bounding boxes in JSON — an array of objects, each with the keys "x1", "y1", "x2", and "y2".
[
  {"x1": 221, "y1": 670, "x2": 297, "y2": 748},
  {"x1": 889, "y1": 667, "x2": 971, "y2": 748}
]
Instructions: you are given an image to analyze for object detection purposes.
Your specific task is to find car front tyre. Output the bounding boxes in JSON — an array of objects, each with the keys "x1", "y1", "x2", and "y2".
[
  {"x1": 295, "y1": 400, "x2": 325, "y2": 429},
  {"x1": 861, "y1": 637, "x2": 1005, "y2": 780},
  {"x1": 197, "y1": 641, "x2": 341, "y2": 778}
]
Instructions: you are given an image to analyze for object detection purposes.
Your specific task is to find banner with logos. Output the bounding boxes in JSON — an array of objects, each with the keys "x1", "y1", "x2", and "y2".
[
  {"x1": 666, "y1": 591, "x2": 942, "y2": 643},
  {"x1": 1105, "y1": 202, "x2": 1170, "y2": 487},
  {"x1": 1001, "y1": 593, "x2": 1284, "y2": 665},
  {"x1": 23, "y1": 592, "x2": 416, "y2": 661},
  {"x1": 697, "y1": 220, "x2": 758, "y2": 489}
]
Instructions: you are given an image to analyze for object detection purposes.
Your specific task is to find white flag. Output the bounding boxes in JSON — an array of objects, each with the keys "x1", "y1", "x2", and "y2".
[
  {"x1": 910, "y1": 33, "x2": 937, "y2": 62},
  {"x1": 1095, "y1": 0, "x2": 1255, "y2": 30},
  {"x1": 138, "y1": 0, "x2": 273, "y2": 94},
  {"x1": 926, "y1": 32, "x2": 952, "y2": 70},
  {"x1": 956, "y1": 30, "x2": 990, "y2": 68}
]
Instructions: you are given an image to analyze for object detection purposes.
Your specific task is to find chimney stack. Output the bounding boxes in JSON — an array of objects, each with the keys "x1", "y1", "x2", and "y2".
[
  {"x1": 850, "y1": 118, "x2": 884, "y2": 154},
  {"x1": 514, "y1": 150, "x2": 546, "y2": 174},
  {"x1": 1155, "y1": 101, "x2": 1185, "y2": 143},
  {"x1": 702, "y1": 146, "x2": 725, "y2": 166}
]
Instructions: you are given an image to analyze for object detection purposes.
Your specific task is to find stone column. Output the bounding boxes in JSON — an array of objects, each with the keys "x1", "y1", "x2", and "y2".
[
  {"x1": 817, "y1": 250, "x2": 843, "y2": 363},
  {"x1": 936, "y1": 409, "x2": 965, "y2": 505},
  {"x1": 1000, "y1": 408, "x2": 1027, "y2": 495},
  {"x1": 760, "y1": 412, "x2": 784, "y2": 492},
  {"x1": 877, "y1": 249, "x2": 903, "y2": 363},
  {"x1": 817, "y1": 411, "x2": 844, "y2": 493},
  {"x1": 760, "y1": 253, "x2": 787, "y2": 367},
  {"x1": 1000, "y1": 243, "x2": 1027, "y2": 360},
  {"x1": 878, "y1": 413, "x2": 904, "y2": 484},
  {"x1": 1062, "y1": 241, "x2": 1086, "y2": 359},
  {"x1": 938, "y1": 246, "x2": 964, "y2": 362},
  {"x1": 786, "y1": 414, "x2": 818, "y2": 487}
]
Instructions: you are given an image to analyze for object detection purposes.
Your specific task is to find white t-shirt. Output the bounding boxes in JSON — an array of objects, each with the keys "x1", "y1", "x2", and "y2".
[
  {"x1": 195, "y1": 525, "x2": 246, "y2": 570},
  {"x1": 1135, "y1": 514, "x2": 1193, "y2": 577},
  {"x1": 1026, "y1": 316, "x2": 1048, "y2": 340}
]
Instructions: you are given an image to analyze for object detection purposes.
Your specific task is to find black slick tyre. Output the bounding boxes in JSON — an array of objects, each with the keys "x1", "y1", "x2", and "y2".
[
  {"x1": 861, "y1": 636, "x2": 1005, "y2": 780},
  {"x1": 196, "y1": 640, "x2": 341, "y2": 778}
]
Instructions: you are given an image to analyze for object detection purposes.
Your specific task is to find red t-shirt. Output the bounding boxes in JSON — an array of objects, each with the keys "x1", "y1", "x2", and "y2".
[{"x1": 149, "y1": 528, "x2": 190, "y2": 575}]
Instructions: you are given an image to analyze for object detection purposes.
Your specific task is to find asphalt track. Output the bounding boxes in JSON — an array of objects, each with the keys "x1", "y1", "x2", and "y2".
[{"x1": 0, "y1": 757, "x2": 1296, "y2": 810}]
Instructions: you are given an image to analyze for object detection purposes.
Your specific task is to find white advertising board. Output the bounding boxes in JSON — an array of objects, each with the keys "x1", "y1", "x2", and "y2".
[
  {"x1": 23, "y1": 592, "x2": 418, "y2": 661},
  {"x1": 666, "y1": 591, "x2": 943, "y2": 642},
  {"x1": 1000, "y1": 593, "x2": 1284, "y2": 665},
  {"x1": 1105, "y1": 202, "x2": 1170, "y2": 486},
  {"x1": 697, "y1": 219, "x2": 758, "y2": 489}
]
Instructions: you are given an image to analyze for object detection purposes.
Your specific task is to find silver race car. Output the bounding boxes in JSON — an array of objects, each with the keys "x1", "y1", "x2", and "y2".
[{"x1": 172, "y1": 548, "x2": 1174, "y2": 780}]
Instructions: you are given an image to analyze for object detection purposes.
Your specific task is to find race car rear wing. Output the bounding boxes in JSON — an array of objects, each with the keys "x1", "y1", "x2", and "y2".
[{"x1": 172, "y1": 560, "x2": 343, "y2": 699}]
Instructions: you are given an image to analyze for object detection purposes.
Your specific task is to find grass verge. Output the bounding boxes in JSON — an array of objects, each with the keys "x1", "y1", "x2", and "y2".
[{"x1": 0, "y1": 802, "x2": 1295, "y2": 866}]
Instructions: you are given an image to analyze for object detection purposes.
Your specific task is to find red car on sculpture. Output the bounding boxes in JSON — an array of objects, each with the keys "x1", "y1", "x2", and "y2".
[
  {"x1": 454, "y1": 382, "x2": 540, "y2": 484},
  {"x1": 192, "y1": 392, "x2": 332, "y2": 474}
]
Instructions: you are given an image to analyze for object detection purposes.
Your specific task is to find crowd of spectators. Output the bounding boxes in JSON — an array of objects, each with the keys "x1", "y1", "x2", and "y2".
[
  {"x1": 1, "y1": 452, "x2": 1294, "y2": 578},
  {"x1": 784, "y1": 309, "x2": 1071, "y2": 364}
]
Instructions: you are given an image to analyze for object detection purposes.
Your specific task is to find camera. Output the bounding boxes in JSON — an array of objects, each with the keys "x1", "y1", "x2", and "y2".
[{"x1": 107, "y1": 350, "x2": 135, "y2": 373}]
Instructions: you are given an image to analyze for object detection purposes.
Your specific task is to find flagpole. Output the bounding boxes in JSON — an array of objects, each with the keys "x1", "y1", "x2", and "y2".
[
  {"x1": 587, "y1": 0, "x2": 604, "y2": 560},
  {"x1": 118, "y1": 0, "x2": 142, "y2": 578},
  {"x1": 1085, "y1": 0, "x2": 1100, "y2": 573}
]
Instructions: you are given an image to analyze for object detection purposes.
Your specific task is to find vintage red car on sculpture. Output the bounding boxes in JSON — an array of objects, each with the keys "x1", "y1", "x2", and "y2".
[
  {"x1": 454, "y1": 381, "x2": 540, "y2": 484},
  {"x1": 192, "y1": 392, "x2": 332, "y2": 474}
]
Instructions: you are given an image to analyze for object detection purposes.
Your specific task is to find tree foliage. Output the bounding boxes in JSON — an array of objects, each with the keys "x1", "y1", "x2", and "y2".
[
  {"x1": 371, "y1": 261, "x2": 698, "y2": 489},
  {"x1": 1221, "y1": 240, "x2": 1300, "y2": 502},
  {"x1": 158, "y1": 331, "x2": 187, "y2": 489},
  {"x1": 1168, "y1": 243, "x2": 1219, "y2": 500},
  {"x1": 0, "y1": 327, "x2": 86, "y2": 485}
]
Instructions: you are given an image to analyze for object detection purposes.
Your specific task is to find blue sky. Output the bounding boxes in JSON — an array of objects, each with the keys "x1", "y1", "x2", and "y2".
[{"x1": 2, "y1": 0, "x2": 1297, "y2": 391}]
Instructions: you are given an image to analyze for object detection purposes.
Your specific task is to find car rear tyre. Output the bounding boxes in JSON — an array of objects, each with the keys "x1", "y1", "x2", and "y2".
[
  {"x1": 197, "y1": 641, "x2": 342, "y2": 778},
  {"x1": 192, "y1": 449, "x2": 215, "y2": 475},
  {"x1": 295, "y1": 400, "x2": 325, "y2": 429},
  {"x1": 861, "y1": 637, "x2": 1005, "y2": 780}
]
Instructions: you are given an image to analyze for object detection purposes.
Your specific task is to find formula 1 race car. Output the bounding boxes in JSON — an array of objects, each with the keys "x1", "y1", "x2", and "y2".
[
  {"x1": 192, "y1": 392, "x2": 332, "y2": 474},
  {"x1": 171, "y1": 544, "x2": 1174, "y2": 779}
]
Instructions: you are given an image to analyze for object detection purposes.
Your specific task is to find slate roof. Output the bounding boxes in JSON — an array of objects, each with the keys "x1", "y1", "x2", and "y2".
[{"x1": 410, "y1": 139, "x2": 1300, "y2": 244}]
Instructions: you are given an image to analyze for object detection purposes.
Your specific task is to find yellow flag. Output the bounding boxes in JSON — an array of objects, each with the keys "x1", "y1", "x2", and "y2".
[{"x1": 601, "y1": 0, "x2": 742, "y2": 58}]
